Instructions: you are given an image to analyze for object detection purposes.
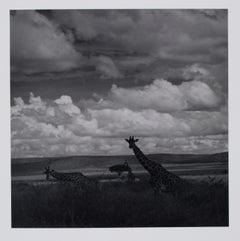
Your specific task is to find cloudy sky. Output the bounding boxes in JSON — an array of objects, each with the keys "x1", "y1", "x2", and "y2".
[{"x1": 10, "y1": 9, "x2": 228, "y2": 158}]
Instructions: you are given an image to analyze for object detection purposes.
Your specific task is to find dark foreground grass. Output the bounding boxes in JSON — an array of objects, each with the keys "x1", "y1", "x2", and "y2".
[{"x1": 12, "y1": 179, "x2": 228, "y2": 227}]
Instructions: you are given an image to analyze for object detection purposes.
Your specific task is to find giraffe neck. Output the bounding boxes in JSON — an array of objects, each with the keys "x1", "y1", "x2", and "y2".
[{"x1": 132, "y1": 144, "x2": 160, "y2": 174}]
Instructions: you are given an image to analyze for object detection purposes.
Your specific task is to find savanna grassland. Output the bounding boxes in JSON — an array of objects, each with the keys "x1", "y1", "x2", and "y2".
[{"x1": 12, "y1": 176, "x2": 228, "y2": 228}]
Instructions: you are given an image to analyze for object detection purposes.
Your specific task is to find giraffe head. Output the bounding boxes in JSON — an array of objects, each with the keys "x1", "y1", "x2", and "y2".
[{"x1": 125, "y1": 136, "x2": 139, "y2": 149}]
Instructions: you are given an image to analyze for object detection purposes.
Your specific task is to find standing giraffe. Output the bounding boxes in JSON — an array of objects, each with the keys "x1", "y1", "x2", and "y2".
[
  {"x1": 125, "y1": 136, "x2": 181, "y2": 193},
  {"x1": 44, "y1": 166, "x2": 98, "y2": 191}
]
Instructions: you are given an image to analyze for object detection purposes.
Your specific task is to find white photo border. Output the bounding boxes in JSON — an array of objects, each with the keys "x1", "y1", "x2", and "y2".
[{"x1": 1, "y1": 0, "x2": 239, "y2": 240}]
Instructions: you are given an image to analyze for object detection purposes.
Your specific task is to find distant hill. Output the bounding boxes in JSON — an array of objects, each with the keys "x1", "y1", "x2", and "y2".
[
  {"x1": 148, "y1": 152, "x2": 228, "y2": 164},
  {"x1": 11, "y1": 152, "x2": 228, "y2": 176},
  {"x1": 12, "y1": 152, "x2": 228, "y2": 165}
]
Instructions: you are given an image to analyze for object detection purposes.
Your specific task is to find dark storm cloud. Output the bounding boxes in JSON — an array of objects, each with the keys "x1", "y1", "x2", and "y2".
[
  {"x1": 52, "y1": 9, "x2": 227, "y2": 62},
  {"x1": 193, "y1": 9, "x2": 227, "y2": 20},
  {"x1": 11, "y1": 10, "x2": 82, "y2": 74},
  {"x1": 11, "y1": 9, "x2": 227, "y2": 76}
]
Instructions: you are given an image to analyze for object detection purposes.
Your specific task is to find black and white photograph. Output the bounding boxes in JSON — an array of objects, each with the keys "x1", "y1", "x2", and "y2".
[{"x1": 10, "y1": 9, "x2": 228, "y2": 228}]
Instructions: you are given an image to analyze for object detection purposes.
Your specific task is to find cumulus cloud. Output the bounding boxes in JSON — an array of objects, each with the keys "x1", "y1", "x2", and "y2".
[
  {"x1": 11, "y1": 93, "x2": 227, "y2": 157},
  {"x1": 54, "y1": 95, "x2": 81, "y2": 116},
  {"x1": 12, "y1": 133, "x2": 228, "y2": 158},
  {"x1": 153, "y1": 134, "x2": 228, "y2": 154},
  {"x1": 101, "y1": 79, "x2": 220, "y2": 112},
  {"x1": 131, "y1": 62, "x2": 227, "y2": 105},
  {"x1": 88, "y1": 108, "x2": 227, "y2": 137},
  {"x1": 11, "y1": 10, "x2": 81, "y2": 74}
]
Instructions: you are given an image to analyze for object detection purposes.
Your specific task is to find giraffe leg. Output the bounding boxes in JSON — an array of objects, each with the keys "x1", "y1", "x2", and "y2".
[{"x1": 149, "y1": 176, "x2": 161, "y2": 195}]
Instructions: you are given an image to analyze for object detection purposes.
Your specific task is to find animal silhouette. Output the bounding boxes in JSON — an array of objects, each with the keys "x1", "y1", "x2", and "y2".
[
  {"x1": 109, "y1": 161, "x2": 132, "y2": 176},
  {"x1": 44, "y1": 166, "x2": 97, "y2": 191},
  {"x1": 125, "y1": 136, "x2": 181, "y2": 193}
]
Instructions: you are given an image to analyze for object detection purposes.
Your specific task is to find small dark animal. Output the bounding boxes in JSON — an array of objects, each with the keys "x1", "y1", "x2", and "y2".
[{"x1": 109, "y1": 161, "x2": 132, "y2": 176}]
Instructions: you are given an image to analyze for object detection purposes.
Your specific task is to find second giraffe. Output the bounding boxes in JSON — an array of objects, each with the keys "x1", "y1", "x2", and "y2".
[{"x1": 44, "y1": 166, "x2": 98, "y2": 191}]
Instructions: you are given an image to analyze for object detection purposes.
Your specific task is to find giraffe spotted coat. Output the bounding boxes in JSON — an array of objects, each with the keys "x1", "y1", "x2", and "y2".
[
  {"x1": 44, "y1": 167, "x2": 98, "y2": 191},
  {"x1": 125, "y1": 136, "x2": 181, "y2": 193}
]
